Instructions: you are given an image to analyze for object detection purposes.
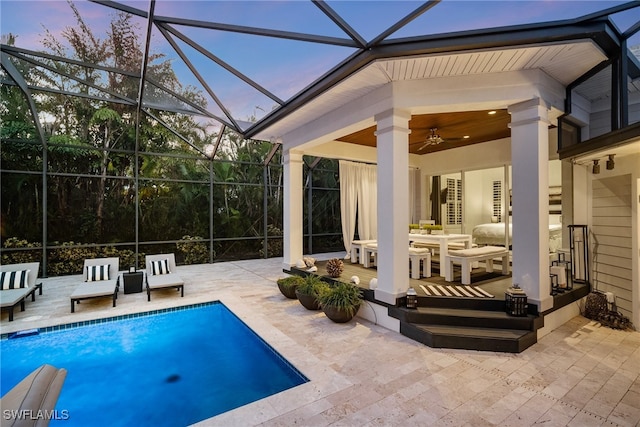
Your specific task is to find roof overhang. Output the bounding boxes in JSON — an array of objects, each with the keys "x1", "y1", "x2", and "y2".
[{"x1": 251, "y1": 19, "x2": 620, "y2": 143}]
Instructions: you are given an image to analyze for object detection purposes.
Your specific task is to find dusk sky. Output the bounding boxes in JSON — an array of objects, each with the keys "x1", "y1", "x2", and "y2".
[{"x1": 1, "y1": 1, "x2": 638, "y2": 125}]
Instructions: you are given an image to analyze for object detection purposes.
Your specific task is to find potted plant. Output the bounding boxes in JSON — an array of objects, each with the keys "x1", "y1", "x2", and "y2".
[
  {"x1": 276, "y1": 275, "x2": 304, "y2": 299},
  {"x1": 421, "y1": 224, "x2": 444, "y2": 234},
  {"x1": 428, "y1": 224, "x2": 444, "y2": 234},
  {"x1": 317, "y1": 282, "x2": 363, "y2": 323},
  {"x1": 295, "y1": 275, "x2": 329, "y2": 310},
  {"x1": 409, "y1": 224, "x2": 419, "y2": 233}
]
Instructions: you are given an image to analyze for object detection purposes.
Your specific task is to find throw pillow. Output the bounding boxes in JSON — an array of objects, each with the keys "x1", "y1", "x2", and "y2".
[
  {"x1": 151, "y1": 259, "x2": 171, "y2": 275},
  {"x1": 86, "y1": 265, "x2": 110, "y2": 282},
  {"x1": 0, "y1": 270, "x2": 30, "y2": 290}
]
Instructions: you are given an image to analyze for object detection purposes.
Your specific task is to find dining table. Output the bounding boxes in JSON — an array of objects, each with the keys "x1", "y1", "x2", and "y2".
[{"x1": 409, "y1": 233, "x2": 473, "y2": 277}]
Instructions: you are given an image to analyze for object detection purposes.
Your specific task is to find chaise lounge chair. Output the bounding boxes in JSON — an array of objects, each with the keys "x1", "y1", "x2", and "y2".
[
  {"x1": 145, "y1": 253, "x2": 184, "y2": 301},
  {"x1": 0, "y1": 262, "x2": 42, "y2": 322},
  {"x1": 0, "y1": 364, "x2": 67, "y2": 427},
  {"x1": 70, "y1": 257, "x2": 119, "y2": 313}
]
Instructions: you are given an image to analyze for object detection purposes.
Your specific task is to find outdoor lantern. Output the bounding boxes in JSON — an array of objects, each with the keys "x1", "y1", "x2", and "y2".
[
  {"x1": 505, "y1": 284, "x2": 527, "y2": 316},
  {"x1": 606, "y1": 154, "x2": 615, "y2": 170},
  {"x1": 406, "y1": 287, "x2": 418, "y2": 309}
]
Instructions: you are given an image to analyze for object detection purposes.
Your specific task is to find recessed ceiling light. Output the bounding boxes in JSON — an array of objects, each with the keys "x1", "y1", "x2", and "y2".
[
  {"x1": 463, "y1": 135, "x2": 470, "y2": 139},
  {"x1": 488, "y1": 111, "x2": 497, "y2": 115}
]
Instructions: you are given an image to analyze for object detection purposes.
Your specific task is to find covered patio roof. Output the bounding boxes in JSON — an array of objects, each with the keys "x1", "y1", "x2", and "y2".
[{"x1": 1, "y1": 1, "x2": 639, "y2": 159}]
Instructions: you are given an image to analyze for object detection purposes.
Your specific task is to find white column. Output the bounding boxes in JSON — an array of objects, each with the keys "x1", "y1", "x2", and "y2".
[
  {"x1": 374, "y1": 109, "x2": 411, "y2": 304},
  {"x1": 509, "y1": 98, "x2": 553, "y2": 312},
  {"x1": 282, "y1": 149, "x2": 304, "y2": 269}
]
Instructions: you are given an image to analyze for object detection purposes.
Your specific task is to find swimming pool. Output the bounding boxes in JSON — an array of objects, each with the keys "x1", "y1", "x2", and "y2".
[{"x1": 1, "y1": 302, "x2": 308, "y2": 426}]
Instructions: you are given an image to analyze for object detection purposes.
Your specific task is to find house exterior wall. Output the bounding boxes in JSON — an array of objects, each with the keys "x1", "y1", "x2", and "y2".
[
  {"x1": 574, "y1": 151, "x2": 640, "y2": 327},
  {"x1": 279, "y1": 59, "x2": 638, "y2": 329}
]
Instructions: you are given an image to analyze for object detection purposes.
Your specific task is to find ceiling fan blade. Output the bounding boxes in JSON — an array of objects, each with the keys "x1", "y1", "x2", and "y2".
[{"x1": 418, "y1": 141, "x2": 431, "y2": 151}]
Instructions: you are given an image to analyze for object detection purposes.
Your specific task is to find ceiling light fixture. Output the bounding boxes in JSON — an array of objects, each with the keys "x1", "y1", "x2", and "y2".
[
  {"x1": 419, "y1": 128, "x2": 444, "y2": 150},
  {"x1": 606, "y1": 154, "x2": 615, "y2": 170},
  {"x1": 592, "y1": 159, "x2": 600, "y2": 174}
]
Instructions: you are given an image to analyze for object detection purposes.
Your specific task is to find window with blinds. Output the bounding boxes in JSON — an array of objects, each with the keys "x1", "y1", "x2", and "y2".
[
  {"x1": 493, "y1": 180, "x2": 502, "y2": 222},
  {"x1": 446, "y1": 178, "x2": 462, "y2": 225}
]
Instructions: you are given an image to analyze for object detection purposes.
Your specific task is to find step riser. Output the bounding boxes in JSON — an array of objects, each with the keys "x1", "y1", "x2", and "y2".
[
  {"x1": 414, "y1": 297, "x2": 506, "y2": 311},
  {"x1": 389, "y1": 306, "x2": 537, "y2": 331},
  {"x1": 401, "y1": 312, "x2": 535, "y2": 330},
  {"x1": 401, "y1": 323, "x2": 537, "y2": 353},
  {"x1": 411, "y1": 296, "x2": 538, "y2": 315}
]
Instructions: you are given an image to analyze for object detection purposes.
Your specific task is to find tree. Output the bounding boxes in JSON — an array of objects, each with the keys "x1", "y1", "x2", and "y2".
[
  {"x1": 90, "y1": 107, "x2": 123, "y2": 237},
  {"x1": 32, "y1": 1, "x2": 208, "y2": 241}
]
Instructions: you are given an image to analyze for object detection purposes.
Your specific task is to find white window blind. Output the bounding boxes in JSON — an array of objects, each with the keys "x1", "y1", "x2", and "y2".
[
  {"x1": 446, "y1": 178, "x2": 462, "y2": 225},
  {"x1": 492, "y1": 180, "x2": 502, "y2": 222}
]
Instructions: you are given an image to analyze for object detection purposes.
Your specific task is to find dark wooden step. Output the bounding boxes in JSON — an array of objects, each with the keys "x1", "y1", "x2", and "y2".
[
  {"x1": 401, "y1": 322, "x2": 538, "y2": 353},
  {"x1": 391, "y1": 306, "x2": 538, "y2": 331},
  {"x1": 414, "y1": 295, "x2": 508, "y2": 311}
]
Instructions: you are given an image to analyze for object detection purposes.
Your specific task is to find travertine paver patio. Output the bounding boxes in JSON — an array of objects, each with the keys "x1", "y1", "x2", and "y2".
[{"x1": 1, "y1": 253, "x2": 639, "y2": 426}]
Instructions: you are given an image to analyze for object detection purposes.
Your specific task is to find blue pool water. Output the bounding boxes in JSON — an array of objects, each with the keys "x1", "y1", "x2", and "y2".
[{"x1": 1, "y1": 302, "x2": 308, "y2": 426}]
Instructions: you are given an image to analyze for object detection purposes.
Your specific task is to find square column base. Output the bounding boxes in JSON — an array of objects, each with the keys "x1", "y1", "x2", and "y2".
[{"x1": 374, "y1": 288, "x2": 403, "y2": 305}]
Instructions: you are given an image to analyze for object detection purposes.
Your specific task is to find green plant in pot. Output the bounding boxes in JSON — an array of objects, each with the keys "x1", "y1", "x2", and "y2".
[
  {"x1": 317, "y1": 282, "x2": 363, "y2": 323},
  {"x1": 276, "y1": 275, "x2": 305, "y2": 299},
  {"x1": 295, "y1": 275, "x2": 330, "y2": 310}
]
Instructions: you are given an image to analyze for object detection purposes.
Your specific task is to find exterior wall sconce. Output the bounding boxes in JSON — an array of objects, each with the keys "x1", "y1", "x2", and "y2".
[
  {"x1": 606, "y1": 154, "x2": 615, "y2": 170},
  {"x1": 592, "y1": 159, "x2": 600, "y2": 174}
]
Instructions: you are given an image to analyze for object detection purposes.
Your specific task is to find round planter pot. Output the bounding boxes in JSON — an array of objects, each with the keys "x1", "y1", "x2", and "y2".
[
  {"x1": 322, "y1": 304, "x2": 361, "y2": 323},
  {"x1": 295, "y1": 289, "x2": 321, "y2": 310},
  {"x1": 277, "y1": 282, "x2": 298, "y2": 299}
]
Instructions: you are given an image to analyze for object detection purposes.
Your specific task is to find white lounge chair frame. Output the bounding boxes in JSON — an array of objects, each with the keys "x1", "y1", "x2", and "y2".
[
  {"x1": 145, "y1": 253, "x2": 184, "y2": 301},
  {"x1": 0, "y1": 262, "x2": 41, "y2": 322},
  {"x1": 70, "y1": 257, "x2": 120, "y2": 313}
]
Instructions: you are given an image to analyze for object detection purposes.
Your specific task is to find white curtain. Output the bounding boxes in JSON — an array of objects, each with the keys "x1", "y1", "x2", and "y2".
[
  {"x1": 357, "y1": 164, "x2": 378, "y2": 240},
  {"x1": 339, "y1": 161, "x2": 359, "y2": 256},
  {"x1": 340, "y1": 161, "x2": 419, "y2": 253},
  {"x1": 339, "y1": 160, "x2": 378, "y2": 254},
  {"x1": 408, "y1": 168, "x2": 418, "y2": 224}
]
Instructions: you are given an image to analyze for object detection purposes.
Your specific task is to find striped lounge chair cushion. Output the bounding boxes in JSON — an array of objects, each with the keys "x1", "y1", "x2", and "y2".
[
  {"x1": 86, "y1": 265, "x2": 110, "y2": 282},
  {"x1": 150, "y1": 259, "x2": 170, "y2": 275},
  {"x1": 0, "y1": 270, "x2": 29, "y2": 290}
]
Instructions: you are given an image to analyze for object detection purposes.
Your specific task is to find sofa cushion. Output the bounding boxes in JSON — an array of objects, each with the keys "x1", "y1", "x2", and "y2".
[{"x1": 448, "y1": 246, "x2": 507, "y2": 257}]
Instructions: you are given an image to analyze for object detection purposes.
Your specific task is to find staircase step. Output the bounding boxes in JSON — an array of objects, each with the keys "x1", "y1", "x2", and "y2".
[
  {"x1": 415, "y1": 295, "x2": 508, "y2": 312},
  {"x1": 391, "y1": 306, "x2": 537, "y2": 330},
  {"x1": 401, "y1": 322, "x2": 538, "y2": 353}
]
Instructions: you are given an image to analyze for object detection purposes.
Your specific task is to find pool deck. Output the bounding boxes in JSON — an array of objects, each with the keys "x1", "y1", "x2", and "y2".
[{"x1": 1, "y1": 253, "x2": 639, "y2": 426}]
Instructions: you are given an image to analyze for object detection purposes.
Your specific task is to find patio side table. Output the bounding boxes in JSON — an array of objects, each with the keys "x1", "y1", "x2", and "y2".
[{"x1": 123, "y1": 271, "x2": 143, "y2": 294}]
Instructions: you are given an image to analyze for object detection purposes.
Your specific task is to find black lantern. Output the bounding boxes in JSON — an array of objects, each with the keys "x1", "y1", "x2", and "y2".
[
  {"x1": 406, "y1": 287, "x2": 418, "y2": 309},
  {"x1": 505, "y1": 284, "x2": 527, "y2": 316}
]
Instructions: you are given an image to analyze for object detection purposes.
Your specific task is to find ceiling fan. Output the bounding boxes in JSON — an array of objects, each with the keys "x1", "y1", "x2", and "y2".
[{"x1": 418, "y1": 128, "x2": 444, "y2": 151}]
